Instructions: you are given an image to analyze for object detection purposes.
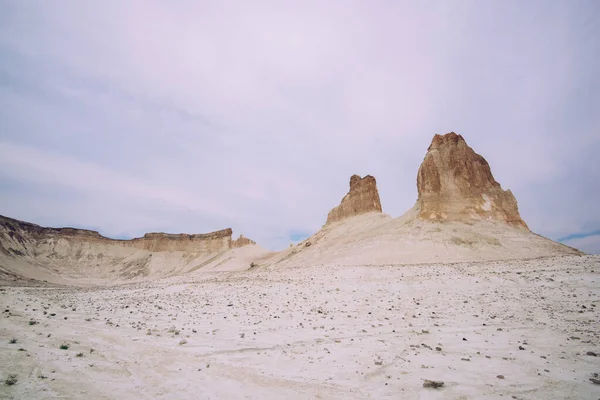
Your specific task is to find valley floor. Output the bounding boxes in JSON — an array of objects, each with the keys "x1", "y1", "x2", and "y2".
[{"x1": 1, "y1": 256, "x2": 599, "y2": 399}]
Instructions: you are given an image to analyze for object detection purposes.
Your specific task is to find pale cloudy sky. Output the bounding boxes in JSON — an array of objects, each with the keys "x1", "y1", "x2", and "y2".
[{"x1": 0, "y1": 1, "x2": 599, "y2": 252}]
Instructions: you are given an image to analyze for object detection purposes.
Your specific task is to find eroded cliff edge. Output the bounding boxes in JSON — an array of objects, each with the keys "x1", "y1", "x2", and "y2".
[{"x1": 0, "y1": 214, "x2": 238, "y2": 254}]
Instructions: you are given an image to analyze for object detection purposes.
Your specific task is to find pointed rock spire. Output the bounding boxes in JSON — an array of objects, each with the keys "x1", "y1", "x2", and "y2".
[{"x1": 416, "y1": 132, "x2": 528, "y2": 229}]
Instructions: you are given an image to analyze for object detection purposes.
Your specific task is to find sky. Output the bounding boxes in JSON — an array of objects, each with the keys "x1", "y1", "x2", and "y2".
[{"x1": 0, "y1": 1, "x2": 599, "y2": 253}]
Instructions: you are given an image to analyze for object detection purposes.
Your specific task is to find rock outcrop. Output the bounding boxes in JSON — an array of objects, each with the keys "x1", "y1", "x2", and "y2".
[
  {"x1": 416, "y1": 132, "x2": 528, "y2": 229},
  {"x1": 326, "y1": 175, "x2": 383, "y2": 224},
  {"x1": 231, "y1": 234, "x2": 256, "y2": 248},
  {"x1": 127, "y1": 230, "x2": 232, "y2": 252}
]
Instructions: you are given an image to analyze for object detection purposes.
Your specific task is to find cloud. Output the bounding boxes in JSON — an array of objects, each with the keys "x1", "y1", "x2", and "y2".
[
  {"x1": 0, "y1": 1, "x2": 599, "y2": 250},
  {"x1": 562, "y1": 234, "x2": 600, "y2": 255}
]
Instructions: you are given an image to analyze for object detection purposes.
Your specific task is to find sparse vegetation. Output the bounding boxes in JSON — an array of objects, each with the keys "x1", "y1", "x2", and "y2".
[
  {"x1": 9, "y1": 338, "x2": 17, "y2": 344},
  {"x1": 29, "y1": 320, "x2": 37, "y2": 325},
  {"x1": 4, "y1": 374, "x2": 18, "y2": 386},
  {"x1": 167, "y1": 326, "x2": 180, "y2": 335},
  {"x1": 76, "y1": 352, "x2": 84, "y2": 357},
  {"x1": 60, "y1": 343, "x2": 70, "y2": 350}
]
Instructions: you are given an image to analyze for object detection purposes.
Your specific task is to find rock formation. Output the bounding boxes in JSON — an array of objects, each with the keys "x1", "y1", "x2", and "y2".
[
  {"x1": 326, "y1": 175, "x2": 383, "y2": 224},
  {"x1": 416, "y1": 132, "x2": 528, "y2": 229},
  {"x1": 231, "y1": 234, "x2": 256, "y2": 248}
]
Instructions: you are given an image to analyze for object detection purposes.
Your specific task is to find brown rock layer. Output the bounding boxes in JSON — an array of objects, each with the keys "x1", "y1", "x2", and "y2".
[
  {"x1": 126, "y1": 230, "x2": 232, "y2": 252},
  {"x1": 326, "y1": 175, "x2": 383, "y2": 224},
  {"x1": 416, "y1": 132, "x2": 528, "y2": 229},
  {"x1": 231, "y1": 234, "x2": 256, "y2": 248}
]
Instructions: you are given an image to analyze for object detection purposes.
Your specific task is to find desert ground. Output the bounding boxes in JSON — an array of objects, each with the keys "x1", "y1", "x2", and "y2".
[{"x1": 1, "y1": 255, "x2": 599, "y2": 399}]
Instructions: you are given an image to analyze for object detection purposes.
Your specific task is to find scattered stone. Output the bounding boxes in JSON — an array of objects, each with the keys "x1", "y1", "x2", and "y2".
[
  {"x1": 497, "y1": 375, "x2": 505, "y2": 379},
  {"x1": 423, "y1": 379, "x2": 444, "y2": 389}
]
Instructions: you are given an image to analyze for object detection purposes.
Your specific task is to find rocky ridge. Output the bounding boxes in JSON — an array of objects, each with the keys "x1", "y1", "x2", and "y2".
[{"x1": 0, "y1": 214, "x2": 254, "y2": 255}]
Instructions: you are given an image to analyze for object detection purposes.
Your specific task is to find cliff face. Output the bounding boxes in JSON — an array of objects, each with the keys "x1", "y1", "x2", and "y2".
[
  {"x1": 127, "y1": 231, "x2": 232, "y2": 252},
  {"x1": 326, "y1": 175, "x2": 383, "y2": 224},
  {"x1": 416, "y1": 132, "x2": 528, "y2": 229},
  {"x1": 0, "y1": 215, "x2": 234, "y2": 255}
]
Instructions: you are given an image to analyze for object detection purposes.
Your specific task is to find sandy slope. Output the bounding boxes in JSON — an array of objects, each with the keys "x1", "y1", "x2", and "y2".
[
  {"x1": 263, "y1": 208, "x2": 581, "y2": 269},
  {"x1": 0, "y1": 236, "x2": 272, "y2": 286},
  {"x1": 190, "y1": 245, "x2": 275, "y2": 273},
  {"x1": 1, "y1": 255, "x2": 599, "y2": 399}
]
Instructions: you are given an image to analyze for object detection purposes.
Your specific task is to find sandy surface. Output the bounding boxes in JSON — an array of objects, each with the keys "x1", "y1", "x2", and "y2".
[
  {"x1": 1, "y1": 255, "x2": 599, "y2": 399},
  {"x1": 264, "y1": 211, "x2": 582, "y2": 269}
]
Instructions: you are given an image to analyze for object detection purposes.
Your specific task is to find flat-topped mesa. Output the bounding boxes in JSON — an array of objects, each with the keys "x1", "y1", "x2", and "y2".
[
  {"x1": 326, "y1": 174, "x2": 383, "y2": 224},
  {"x1": 131, "y1": 229, "x2": 232, "y2": 252},
  {"x1": 416, "y1": 132, "x2": 528, "y2": 229},
  {"x1": 231, "y1": 234, "x2": 256, "y2": 248},
  {"x1": 141, "y1": 230, "x2": 232, "y2": 241}
]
